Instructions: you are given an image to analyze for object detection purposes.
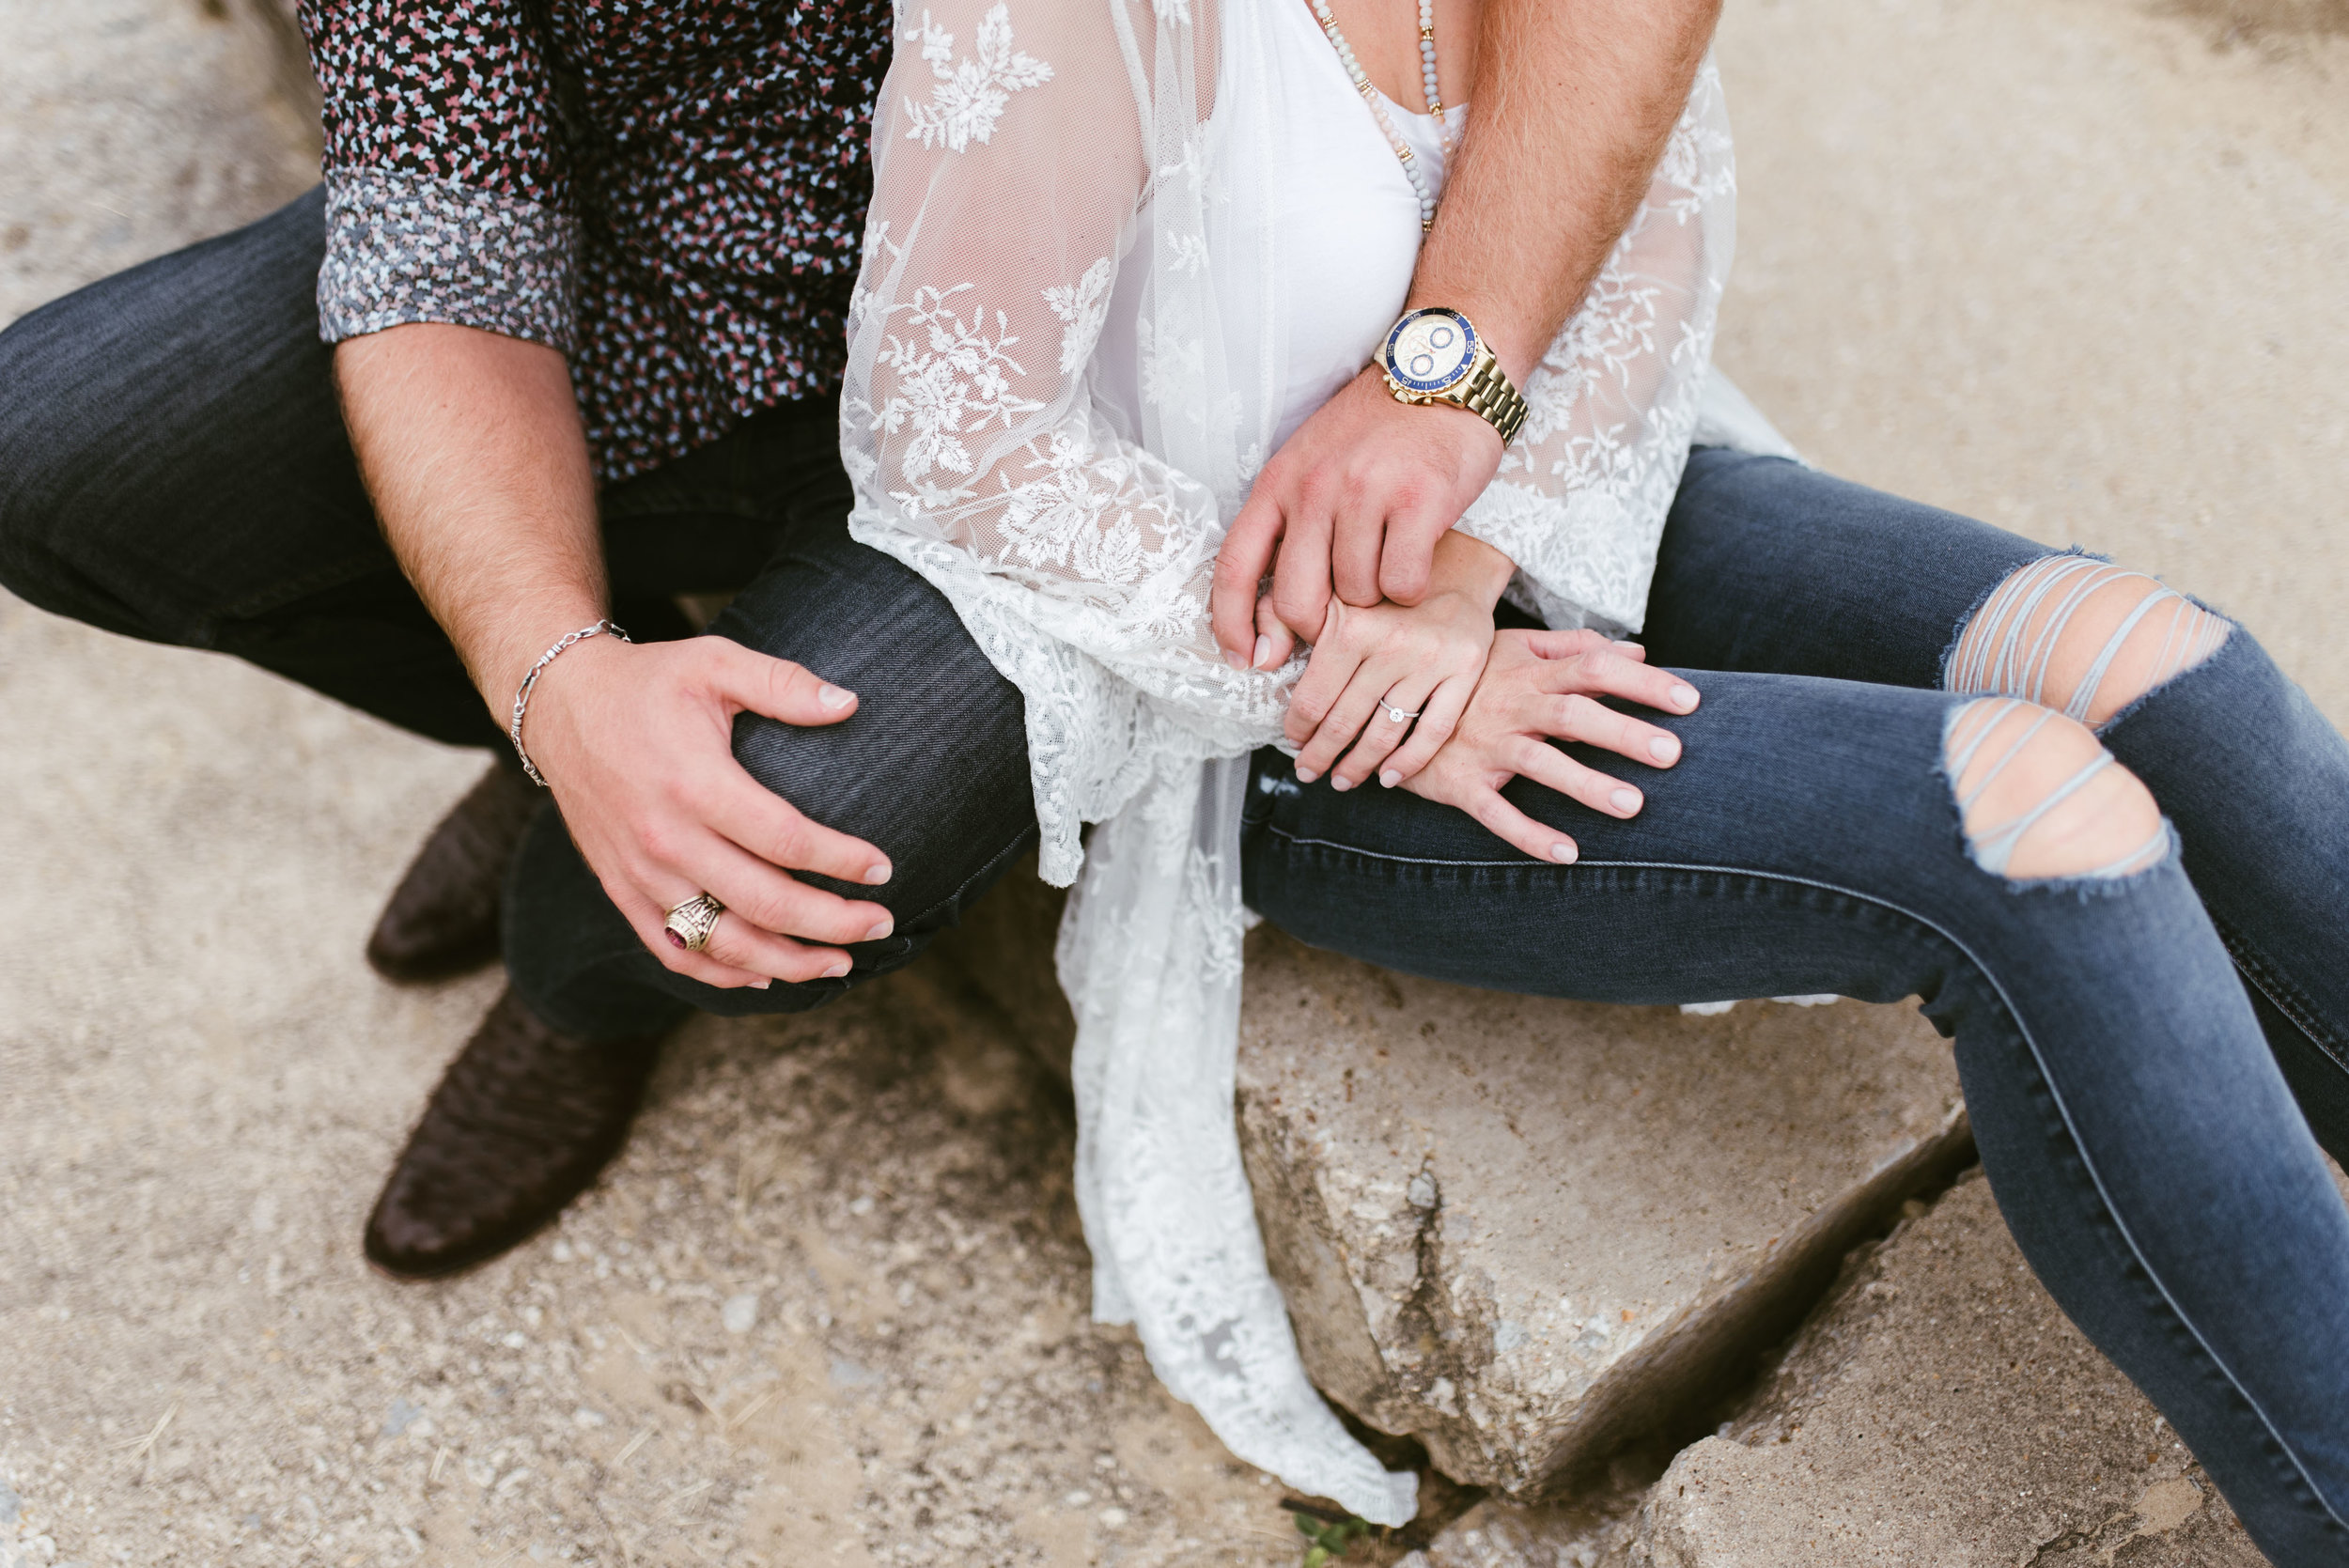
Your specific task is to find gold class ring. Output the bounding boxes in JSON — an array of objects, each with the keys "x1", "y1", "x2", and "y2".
[{"x1": 662, "y1": 892, "x2": 724, "y2": 953}]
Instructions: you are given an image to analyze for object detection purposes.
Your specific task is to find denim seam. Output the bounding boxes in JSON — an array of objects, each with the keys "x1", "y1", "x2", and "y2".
[
  {"x1": 1258, "y1": 826, "x2": 2349, "y2": 1539},
  {"x1": 2213, "y1": 915, "x2": 2349, "y2": 1079}
]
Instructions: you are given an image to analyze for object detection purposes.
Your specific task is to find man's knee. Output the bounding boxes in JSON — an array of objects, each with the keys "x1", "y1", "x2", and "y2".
[
  {"x1": 1943, "y1": 696, "x2": 2166, "y2": 881},
  {"x1": 1945, "y1": 555, "x2": 2232, "y2": 727},
  {"x1": 718, "y1": 558, "x2": 1036, "y2": 931}
]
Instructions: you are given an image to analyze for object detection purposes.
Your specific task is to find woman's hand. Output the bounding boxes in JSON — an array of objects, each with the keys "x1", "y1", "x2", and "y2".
[
  {"x1": 1402, "y1": 627, "x2": 1700, "y2": 862},
  {"x1": 1279, "y1": 531, "x2": 1517, "y2": 791},
  {"x1": 521, "y1": 634, "x2": 898, "y2": 990}
]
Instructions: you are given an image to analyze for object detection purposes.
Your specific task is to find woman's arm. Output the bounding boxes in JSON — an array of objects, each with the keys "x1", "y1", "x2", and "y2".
[
  {"x1": 1408, "y1": 628, "x2": 1700, "y2": 863},
  {"x1": 1282, "y1": 531, "x2": 1514, "y2": 789}
]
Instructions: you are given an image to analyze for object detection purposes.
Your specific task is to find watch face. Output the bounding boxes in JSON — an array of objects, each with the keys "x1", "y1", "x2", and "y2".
[{"x1": 1383, "y1": 309, "x2": 1477, "y2": 394}]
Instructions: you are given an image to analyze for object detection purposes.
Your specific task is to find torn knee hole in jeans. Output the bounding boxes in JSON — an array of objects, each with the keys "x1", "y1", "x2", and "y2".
[
  {"x1": 1942, "y1": 697, "x2": 2170, "y2": 884},
  {"x1": 1944, "y1": 555, "x2": 2232, "y2": 728}
]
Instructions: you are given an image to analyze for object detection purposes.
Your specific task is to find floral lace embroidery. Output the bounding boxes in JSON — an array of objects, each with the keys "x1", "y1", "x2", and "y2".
[
  {"x1": 903, "y1": 3, "x2": 1054, "y2": 152},
  {"x1": 874, "y1": 284, "x2": 1047, "y2": 507},
  {"x1": 1043, "y1": 257, "x2": 1115, "y2": 375}
]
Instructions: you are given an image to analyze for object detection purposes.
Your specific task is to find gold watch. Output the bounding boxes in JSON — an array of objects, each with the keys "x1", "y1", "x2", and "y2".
[{"x1": 1376, "y1": 307, "x2": 1528, "y2": 444}]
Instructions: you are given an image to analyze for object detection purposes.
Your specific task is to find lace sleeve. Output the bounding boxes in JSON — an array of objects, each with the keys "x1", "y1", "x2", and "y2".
[
  {"x1": 1455, "y1": 60, "x2": 1737, "y2": 636},
  {"x1": 843, "y1": 0, "x2": 1255, "y2": 690}
]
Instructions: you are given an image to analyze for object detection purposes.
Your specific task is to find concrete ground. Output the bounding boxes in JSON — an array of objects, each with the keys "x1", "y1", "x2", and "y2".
[{"x1": 1, "y1": 1, "x2": 2341, "y2": 1566}]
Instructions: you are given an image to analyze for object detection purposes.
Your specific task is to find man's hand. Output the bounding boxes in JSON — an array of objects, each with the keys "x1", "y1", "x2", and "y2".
[
  {"x1": 335, "y1": 322, "x2": 894, "y2": 987},
  {"x1": 1403, "y1": 628, "x2": 1698, "y2": 862},
  {"x1": 1211, "y1": 369, "x2": 1501, "y2": 665},
  {"x1": 520, "y1": 633, "x2": 897, "y2": 990}
]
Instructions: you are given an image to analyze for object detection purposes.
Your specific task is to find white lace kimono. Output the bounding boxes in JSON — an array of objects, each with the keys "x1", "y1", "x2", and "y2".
[{"x1": 842, "y1": 0, "x2": 1778, "y2": 1523}]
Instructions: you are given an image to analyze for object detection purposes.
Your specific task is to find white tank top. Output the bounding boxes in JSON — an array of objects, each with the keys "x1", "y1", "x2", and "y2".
[{"x1": 1091, "y1": 0, "x2": 1470, "y2": 457}]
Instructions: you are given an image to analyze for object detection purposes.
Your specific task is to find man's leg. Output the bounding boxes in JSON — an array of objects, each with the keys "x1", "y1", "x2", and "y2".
[
  {"x1": 365, "y1": 509, "x2": 1040, "y2": 1274},
  {"x1": 0, "y1": 186, "x2": 501, "y2": 751},
  {"x1": 0, "y1": 187, "x2": 545, "y2": 983},
  {"x1": 505, "y1": 517, "x2": 1041, "y2": 1036}
]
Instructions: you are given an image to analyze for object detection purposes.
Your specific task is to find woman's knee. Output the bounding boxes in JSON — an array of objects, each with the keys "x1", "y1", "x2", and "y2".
[
  {"x1": 1943, "y1": 697, "x2": 2166, "y2": 881},
  {"x1": 1944, "y1": 555, "x2": 2232, "y2": 727}
]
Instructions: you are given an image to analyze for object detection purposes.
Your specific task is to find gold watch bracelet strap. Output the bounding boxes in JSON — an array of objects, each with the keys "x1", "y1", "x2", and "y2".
[{"x1": 1459, "y1": 353, "x2": 1528, "y2": 445}]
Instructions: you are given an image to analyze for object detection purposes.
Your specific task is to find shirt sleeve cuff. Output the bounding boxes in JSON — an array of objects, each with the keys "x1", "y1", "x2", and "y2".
[{"x1": 318, "y1": 167, "x2": 578, "y2": 353}]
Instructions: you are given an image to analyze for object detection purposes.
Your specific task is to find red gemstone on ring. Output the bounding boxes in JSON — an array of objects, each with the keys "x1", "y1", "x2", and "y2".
[{"x1": 664, "y1": 929, "x2": 687, "y2": 950}]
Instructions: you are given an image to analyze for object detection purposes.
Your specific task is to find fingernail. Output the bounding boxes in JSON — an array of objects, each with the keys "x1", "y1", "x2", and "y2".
[
  {"x1": 864, "y1": 862, "x2": 892, "y2": 884},
  {"x1": 1610, "y1": 787, "x2": 1641, "y2": 814},
  {"x1": 822, "y1": 960, "x2": 850, "y2": 979},
  {"x1": 818, "y1": 683, "x2": 854, "y2": 709},
  {"x1": 1615, "y1": 640, "x2": 1642, "y2": 653},
  {"x1": 1222, "y1": 647, "x2": 1248, "y2": 670},
  {"x1": 1649, "y1": 736, "x2": 1680, "y2": 763},
  {"x1": 1331, "y1": 775, "x2": 1352, "y2": 792},
  {"x1": 1379, "y1": 769, "x2": 1400, "y2": 788},
  {"x1": 1252, "y1": 633, "x2": 1273, "y2": 669},
  {"x1": 1295, "y1": 767, "x2": 1318, "y2": 784},
  {"x1": 750, "y1": 978, "x2": 772, "y2": 990},
  {"x1": 864, "y1": 919, "x2": 894, "y2": 941},
  {"x1": 1671, "y1": 684, "x2": 1698, "y2": 711},
  {"x1": 1551, "y1": 842, "x2": 1578, "y2": 863},
  {"x1": 664, "y1": 929, "x2": 687, "y2": 950}
]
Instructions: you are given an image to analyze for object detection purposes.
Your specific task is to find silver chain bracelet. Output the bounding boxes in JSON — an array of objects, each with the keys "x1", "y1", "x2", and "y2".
[{"x1": 507, "y1": 617, "x2": 630, "y2": 787}]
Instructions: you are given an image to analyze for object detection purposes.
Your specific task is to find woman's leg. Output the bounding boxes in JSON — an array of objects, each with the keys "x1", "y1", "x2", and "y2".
[
  {"x1": 1241, "y1": 670, "x2": 2349, "y2": 1565},
  {"x1": 1645, "y1": 449, "x2": 2349, "y2": 1165}
]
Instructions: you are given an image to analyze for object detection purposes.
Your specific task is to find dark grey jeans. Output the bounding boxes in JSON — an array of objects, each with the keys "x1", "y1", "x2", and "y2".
[{"x1": 0, "y1": 187, "x2": 1042, "y2": 1036}]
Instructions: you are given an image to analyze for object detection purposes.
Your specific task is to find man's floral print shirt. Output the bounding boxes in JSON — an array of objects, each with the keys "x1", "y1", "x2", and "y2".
[{"x1": 301, "y1": 0, "x2": 890, "y2": 481}]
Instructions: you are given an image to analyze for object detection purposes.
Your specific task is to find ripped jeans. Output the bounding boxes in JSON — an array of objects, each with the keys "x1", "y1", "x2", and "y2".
[{"x1": 1241, "y1": 448, "x2": 2349, "y2": 1565}]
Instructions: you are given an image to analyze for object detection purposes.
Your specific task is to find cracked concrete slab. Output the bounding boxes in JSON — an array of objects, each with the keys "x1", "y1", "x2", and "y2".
[
  {"x1": 1235, "y1": 936, "x2": 1968, "y2": 1499},
  {"x1": 938, "y1": 875, "x2": 1973, "y2": 1501},
  {"x1": 1621, "y1": 1173, "x2": 2278, "y2": 1567}
]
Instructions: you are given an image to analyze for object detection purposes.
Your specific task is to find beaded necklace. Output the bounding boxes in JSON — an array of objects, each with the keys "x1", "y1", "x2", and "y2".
[{"x1": 1305, "y1": 0, "x2": 1452, "y2": 231}]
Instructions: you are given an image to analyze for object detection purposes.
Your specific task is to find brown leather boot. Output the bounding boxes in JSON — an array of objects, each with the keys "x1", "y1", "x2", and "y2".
[
  {"x1": 366, "y1": 763, "x2": 542, "y2": 984},
  {"x1": 365, "y1": 989, "x2": 663, "y2": 1279}
]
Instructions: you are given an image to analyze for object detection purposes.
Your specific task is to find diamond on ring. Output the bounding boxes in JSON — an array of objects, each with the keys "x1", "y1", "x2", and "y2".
[
  {"x1": 663, "y1": 892, "x2": 724, "y2": 953},
  {"x1": 1382, "y1": 702, "x2": 1423, "y2": 723}
]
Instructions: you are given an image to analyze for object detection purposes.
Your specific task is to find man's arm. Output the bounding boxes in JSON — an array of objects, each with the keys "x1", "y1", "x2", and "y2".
[
  {"x1": 1209, "y1": 0, "x2": 1722, "y2": 664},
  {"x1": 336, "y1": 323, "x2": 897, "y2": 989},
  {"x1": 1414, "y1": 0, "x2": 1720, "y2": 384}
]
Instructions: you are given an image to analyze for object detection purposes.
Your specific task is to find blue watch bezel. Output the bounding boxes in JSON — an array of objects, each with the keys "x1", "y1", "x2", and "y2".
[{"x1": 1382, "y1": 308, "x2": 1477, "y2": 394}]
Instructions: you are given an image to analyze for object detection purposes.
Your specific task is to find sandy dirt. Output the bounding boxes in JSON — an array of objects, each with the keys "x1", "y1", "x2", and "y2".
[{"x1": 2, "y1": 0, "x2": 2342, "y2": 1564}]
